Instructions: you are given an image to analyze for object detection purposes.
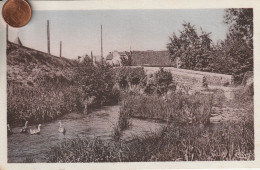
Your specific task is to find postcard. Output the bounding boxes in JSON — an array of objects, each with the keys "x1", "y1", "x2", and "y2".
[{"x1": 0, "y1": 0, "x2": 259, "y2": 169}]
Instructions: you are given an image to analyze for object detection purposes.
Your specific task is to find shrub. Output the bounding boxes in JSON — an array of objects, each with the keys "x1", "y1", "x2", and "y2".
[
  {"x1": 144, "y1": 68, "x2": 176, "y2": 95},
  {"x1": 153, "y1": 68, "x2": 174, "y2": 95},
  {"x1": 74, "y1": 57, "x2": 118, "y2": 107},
  {"x1": 113, "y1": 67, "x2": 146, "y2": 89}
]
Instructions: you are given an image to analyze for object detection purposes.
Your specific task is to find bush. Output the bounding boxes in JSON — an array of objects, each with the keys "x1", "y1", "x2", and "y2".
[
  {"x1": 75, "y1": 57, "x2": 118, "y2": 107},
  {"x1": 113, "y1": 67, "x2": 146, "y2": 89},
  {"x1": 144, "y1": 68, "x2": 176, "y2": 95},
  {"x1": 154, "y1": 68, "x2": 174, "y2": 95}
]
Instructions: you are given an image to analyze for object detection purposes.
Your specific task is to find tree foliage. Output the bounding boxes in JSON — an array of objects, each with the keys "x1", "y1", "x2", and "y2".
[
  {"x1": 211, "y1": 8, "x2": 253, "y2": 83},
  {"x1": 120, "y1": 54, "x2": 132, "y2": 66},
  {"x1": 167, "y1": 9, "x2": 253, "y2": 84},
  {"x1": 113, "y1": 67, "x2": 146, "y2": 89},
  {"x1": 74, "y1": 57, "x2": 117, "y2": 106},
  {"x1": 167, "y1": 22, "x2": 212, "y2": 71}
]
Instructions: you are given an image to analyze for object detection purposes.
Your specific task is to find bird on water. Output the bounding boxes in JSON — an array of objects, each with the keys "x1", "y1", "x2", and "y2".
[
  {"x1": 30, "y1": 124, "x2": 41, "y2": 135},
  {"x1": 20, "y1": 120, "x2": 28, "y2": 133},
  {"x1": 7, "y1": 124, "x2": 13, "y2": 136},
  {"x1": 58, "y1": 121, "x2": 66, "y2": 135}
]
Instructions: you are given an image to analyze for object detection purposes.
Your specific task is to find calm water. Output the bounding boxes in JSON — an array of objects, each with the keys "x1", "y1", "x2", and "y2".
[{"x1": 8, "y1": 105, "x2": 164, "y2": 163}]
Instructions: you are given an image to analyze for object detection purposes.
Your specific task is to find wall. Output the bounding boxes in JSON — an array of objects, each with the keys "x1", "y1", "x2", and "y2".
[{"x1": 131, "y1": 66, "x2": 233, "y2": 87}]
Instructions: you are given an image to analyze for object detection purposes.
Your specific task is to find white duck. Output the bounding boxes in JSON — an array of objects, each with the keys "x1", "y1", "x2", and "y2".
[
  {"x1": 20, "y1": 121, "x2": 28, "y2": 133},
  {"x1": 7, "y1": 124, "x2": 13, "y2": 136},
  {"x1": 58, "y1": 121, "x2": 66, "y2": 135},
  {"x1": 30, "y1": 124, "x2": 41, "y2": 135}
]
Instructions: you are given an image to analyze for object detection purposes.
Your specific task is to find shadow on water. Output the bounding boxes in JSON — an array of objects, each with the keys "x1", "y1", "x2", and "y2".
[{"x1": 8, "y1": 105, "x2": 165, "y2": 163}]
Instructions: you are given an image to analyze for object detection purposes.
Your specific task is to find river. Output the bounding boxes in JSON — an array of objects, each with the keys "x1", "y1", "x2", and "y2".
[{"x1": 8, "y1": 105, "x2": 165, "y2": 163}]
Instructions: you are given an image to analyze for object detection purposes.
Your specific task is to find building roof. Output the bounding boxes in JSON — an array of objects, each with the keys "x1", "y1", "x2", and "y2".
[
  {"x1": 106, "y1": 52, "x2": 113, "y2": 60},
  {"x1": 130, "y1": 50, "x2": 172, "y2": 66}
]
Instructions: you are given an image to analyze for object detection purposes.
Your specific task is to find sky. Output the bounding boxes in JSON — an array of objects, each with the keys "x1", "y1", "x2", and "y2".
[{"x1": 8, "y1": 9, "x2": 228, "y2": 60}]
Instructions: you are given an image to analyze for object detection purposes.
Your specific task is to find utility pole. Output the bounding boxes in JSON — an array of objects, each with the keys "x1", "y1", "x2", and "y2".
[
  {"x1": 91, "y1": 51, "x2": 93, "y2": 60},
  {"x1": 47, "y1": 20, "x2": 50, "y2": 55},
  {"x1": 60, "y1": 41, "x2": 62, "y2": 57},
  {"x1": 6, "y1": 24, "x2": 8, "y2": 43},
  {"x1": 101, "y1": 25, "x2": 103, "y2": 63},
  {"x1": 91, "y1": 51, "x2": 95, "y2": 65}
]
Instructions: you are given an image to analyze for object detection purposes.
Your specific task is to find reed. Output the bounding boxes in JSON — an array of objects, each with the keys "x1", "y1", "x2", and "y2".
[
  {"x1": 120, "y1": 91, "x2": 212, "y2": 126},
  {"x1": 7, "y1": 81, "x2": 83, "y2": 125}
]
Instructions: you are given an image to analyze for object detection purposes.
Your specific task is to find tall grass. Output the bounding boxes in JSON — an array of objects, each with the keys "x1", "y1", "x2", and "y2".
[
  {"x1": 112, "y1": 101, "x2": 132, "y2": 141},
  {"x1": 7, "y1": 77, "x2": 83, "y2": 125},
  {"x1": 120, "y1": 91, "x2": 212, "y2": 126}
]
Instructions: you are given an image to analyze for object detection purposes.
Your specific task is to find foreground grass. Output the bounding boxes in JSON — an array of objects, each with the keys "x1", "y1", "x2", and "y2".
[{"x1": 47, "y1": 112, "x2": 254, "y2": 162}]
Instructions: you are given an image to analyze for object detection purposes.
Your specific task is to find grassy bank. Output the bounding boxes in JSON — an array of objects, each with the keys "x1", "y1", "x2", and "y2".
[
  {"x1": 7, "y1": 76, "x2": 83, "y2": 125},
  {"x1": 7, "y1": 42, "x2": 118, "y2": 126}
]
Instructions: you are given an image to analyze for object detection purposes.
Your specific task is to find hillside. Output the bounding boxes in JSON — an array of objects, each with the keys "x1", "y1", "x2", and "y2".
[
  {"x1": 7, "y1": 42, "x2": 82, "y2": 126},
  {"x1": 7, "y1": 42, "x2": 78, "y2": 86},
  {"x1": 131, "y1": 50, "x2": 173, "y2": 66}
]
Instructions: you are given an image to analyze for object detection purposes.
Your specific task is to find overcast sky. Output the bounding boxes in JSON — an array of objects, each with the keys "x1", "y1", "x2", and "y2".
[{"x1": 8, "y1": 9, "x2": 228, "y2": 60}]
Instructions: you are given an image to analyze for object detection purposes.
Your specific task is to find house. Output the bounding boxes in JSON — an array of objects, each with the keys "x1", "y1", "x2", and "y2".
[{"x1": 106, "y1": 51, "x2": 130, "y2": 66}]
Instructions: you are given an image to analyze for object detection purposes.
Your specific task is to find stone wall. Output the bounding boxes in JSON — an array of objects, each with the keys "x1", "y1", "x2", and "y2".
[{"x1": 131, "y1": 66, "x2": 233, "y2": 87}]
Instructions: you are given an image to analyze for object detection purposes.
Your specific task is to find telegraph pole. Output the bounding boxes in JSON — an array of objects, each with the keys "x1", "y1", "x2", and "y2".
[
  {"x1": 60, "y1": 41, "x2": 62, "y2": 57},
  {"x1": 47, "y1": 20, "x2": 50, "y2": 54},
  {"x1": 6, "y1": 24, "x2": 8, "y2": 43},
  {"x1": 101, "y1": 25, "x2": 103, "y2": 63}
]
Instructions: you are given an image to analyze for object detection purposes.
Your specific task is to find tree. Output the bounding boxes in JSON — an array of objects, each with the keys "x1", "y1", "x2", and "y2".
[
  {"x1": 210, "y1": 9, "x2": 253, "y2": 83},
  {"x1": 74, "y1": 56, "x2": 116, "y2": 106},
  {"x1": 167, "y1": 22, "x2": 212, "y2": 71},
  {"x1": 120, "y1": 54, "x2": 132, "y2": 66},
  {"x1": 224, "y1": 8, "x2": 253, "y2": 49}
]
